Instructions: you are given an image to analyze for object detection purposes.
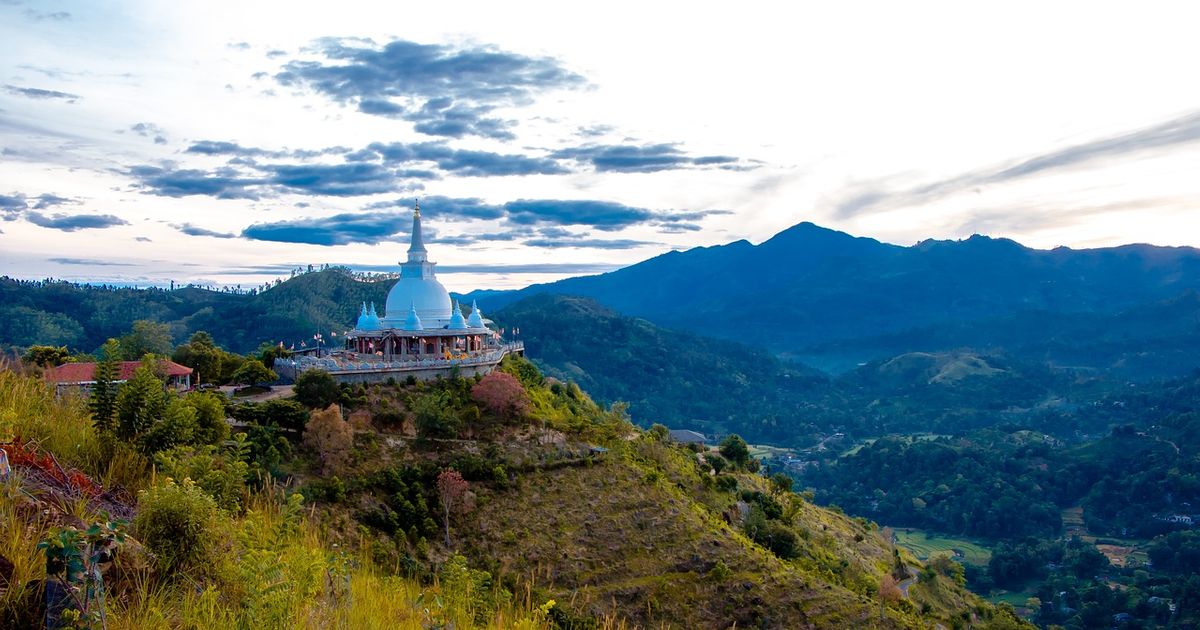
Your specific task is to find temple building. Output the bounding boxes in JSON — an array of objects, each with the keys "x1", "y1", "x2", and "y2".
[{"x1": 276, "y1": 202, "x2": 523, "y2": 383}]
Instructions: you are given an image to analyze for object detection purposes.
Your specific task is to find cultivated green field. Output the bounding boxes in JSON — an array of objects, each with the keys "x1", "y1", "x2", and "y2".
[{"x1": 893, "y1": 527, "x2": 993, "y2": 566}]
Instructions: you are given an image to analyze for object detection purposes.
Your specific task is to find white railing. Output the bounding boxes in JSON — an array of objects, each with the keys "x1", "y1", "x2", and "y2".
[{"x1": 280, "y1": 341, "x2": 523, "y2": 375}]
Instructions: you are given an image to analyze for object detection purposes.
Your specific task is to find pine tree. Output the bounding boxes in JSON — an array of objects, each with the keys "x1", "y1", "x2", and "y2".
[
  {"x1": 89, "y1": 339, "x2": 120, "y2": 433},
  {"x1": 115, "y1": 365, "x2": 167, "y2": 441}
]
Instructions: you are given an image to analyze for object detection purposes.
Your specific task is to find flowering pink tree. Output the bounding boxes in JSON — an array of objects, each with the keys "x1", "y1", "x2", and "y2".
[
  {"x1": 436, "y1": 470, "x2": 471, "y2": 547},
  {"x1": 470, "y1": 371, "x2": 530, "y2": 422}
]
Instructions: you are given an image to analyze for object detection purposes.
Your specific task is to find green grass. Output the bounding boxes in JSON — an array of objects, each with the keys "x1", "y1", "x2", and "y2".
[
  {"x1": 893, "y1": 528, "x2": 993, "y2": 566},
  {"x1": 987, "y1": 588, "x2": 1039, "y2": 613},
  {"x1": 747, "y1": 443, "x2": 797, "y2": 459}
]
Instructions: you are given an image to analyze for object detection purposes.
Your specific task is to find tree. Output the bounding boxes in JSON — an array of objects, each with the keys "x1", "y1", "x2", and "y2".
[
  {"x1": 89, "y1": 339, "x2": 120, "y2": 433},
  {"x1": 115, "y1": 364, "x2": 166, "y2": 441},
  {"x1": 709, "y1": 454, "x2": 729, "y2": 474},
  {"x1": 117, "y1": 320, "x2": 173, "y2": 360},
  {"x1": 172, "y1": 331, "x2": 225, "y2": 385},
  {"x1": 436, "y1": 469, "x2": 472, "y2": 547},
  {"x1": 303, "y1": 405, "x2": 352, "y2": 474},
  {"x1": 720, "y1": 434, "x2": 750, "y2": 467},
  {"x1": 649, "y1": 423, "x2": 670, "y2": 441},
  {"x1": 294, "y1": 369, "x2": 340, "y2": 409},
  {"x1": 139, "y1": 396, "x2": 199, "y2": 454},
  {"x1": 256, "y1": 342, "x2": 290, "y2": 369},
  {"x1": 260, "y1": 399, "x2": 309, "y2": 432},
  {"x1": 470, "y1": 371, "x2": 530, "y2": 422},
  {"x1": 879, "y1": 574, "x2": 902, "y2": 620},
  {"x1": 185, "y1": 391, "x2": 229, "y2": 444},
  {"x1": 231, "y1": 359, "x2": 276, "y2": 387},
  {"x1": 771, "y1": 472, "x2": 794, "y2": 494},
  {"x1": 412, "y1": 391, "x2": 461, "y2": 439},
  {"x1": 22, "y1": 345, "x2": 70, "y2": 367}
]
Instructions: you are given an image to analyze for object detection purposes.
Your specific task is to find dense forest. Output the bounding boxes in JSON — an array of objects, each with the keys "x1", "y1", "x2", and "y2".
[
  {"x1": 800, "y1": 373, "x2": 1200, "y2": 628},
  {"x1": 0, "y1": 270, "x2": 392, "y2": 355}
]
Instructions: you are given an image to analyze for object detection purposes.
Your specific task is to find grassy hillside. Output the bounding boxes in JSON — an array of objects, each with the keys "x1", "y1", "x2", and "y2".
[
  {"x1": 0, "y1": 368, "x2": 579, "y2": 629},
  {"x1": 0, "y1": 358, "x2": 1030, "y2": 628}
]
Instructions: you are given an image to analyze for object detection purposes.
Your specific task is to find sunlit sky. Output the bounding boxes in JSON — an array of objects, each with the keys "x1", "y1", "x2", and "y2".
[{"x1": 3, "y1": 1, "x2": 1200, "y2": 291}]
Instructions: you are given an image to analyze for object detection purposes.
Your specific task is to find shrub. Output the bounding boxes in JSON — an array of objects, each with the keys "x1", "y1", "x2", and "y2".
[
  {"x1": 715, "y1": 474, "x2": 738, "y2": 493},
  {"x1": 154, "y1": 442, "x2": 249, "y2": 511},
  {"x1": 411, "y1": 391, "x2": 461, "y2": 439},
  {"x1": 134, "y1": 477, "x2": 220, "y2": 574},
  {"x1": 761, "y1": 522, "x2": 800, "y2": 559},
  {"x1": 303, "y1": 405, "x2": 353, "y2": 474},
  {"x1": 261, "y1": 398, "x2": 309, "y2": 432},
  {"x1": 293, "y1": 369, "x2": 339, "y2": 409},
  {"x1": 138, "y1": 396, "x2": 199, "y2": 454},
  {"x1": 648, "y1": 423, "x2": 669, "y2": 441},
  {"x1": 707, "y1": 560, "x2": 732, "y2": 581},
  {"x1": 709, "y1": 455, "x2": 729, "y2": 474},
  {"x1": 186, "y1": 391, "x2": 229, "y2": 444},
  {"x1": 499, "y1": 355, "x2": 543, "y2": 389}
]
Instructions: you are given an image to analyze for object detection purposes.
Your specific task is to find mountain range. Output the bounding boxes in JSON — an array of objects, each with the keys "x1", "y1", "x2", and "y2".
[{"x1": 470, "y1": 222, "x2": 1200, "y2": 375}]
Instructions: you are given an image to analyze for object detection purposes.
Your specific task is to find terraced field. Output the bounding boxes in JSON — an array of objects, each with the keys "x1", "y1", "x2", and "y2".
[{"x1": 893, "y1": 527, "x2": 993, "y2": 566}]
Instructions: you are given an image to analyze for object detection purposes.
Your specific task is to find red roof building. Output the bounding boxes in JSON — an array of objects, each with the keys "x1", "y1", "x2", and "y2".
[{"x1": 44, "y1": 360, "x2": 194, "y2": 391}]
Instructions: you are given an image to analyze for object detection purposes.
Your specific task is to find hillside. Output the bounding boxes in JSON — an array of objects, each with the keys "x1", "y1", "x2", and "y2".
[
  {"x1": 492, "y1": 294, "x2": 840, "y2": 445},
  {"x1": 469, "y1": 222, "x2": 1200, "y2": 377},
  {"x1": 491, "y1": 295, "x2": 1126, "y2": 442},
  {"x1": 0, "y1": 357, "x2": 1030, "y2": 629},
  {"x1": 0, "y1": 271, "x2": 392, "y2": 354}
]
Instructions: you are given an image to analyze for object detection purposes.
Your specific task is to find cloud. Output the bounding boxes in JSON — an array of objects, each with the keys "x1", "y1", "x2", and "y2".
[
  {"x1": 830, "y1": 109, "x2": 1200, "y2": 219},
  {"x1": 135, "y1": 236, "x2": 152, "y2": 242},
  {"x1": 364, "y1": 196, "x2": 506, "y2": 221},
  {"x1": 504, "y1": 199, "x2": 653, "y2": 230},
  {"x1": 23, "y1": 9, "x2": 70, "y2": 21},
  {"x1": 129, "y1": 164, "x2": 263, "y2": 199},
  {"x1": 128, "y1": 122, "x2": 167, "y2": 144},
  {"x1": 184, "y1": 140, "x2": 348, "y2": 159},
  {"x1": 175, "y1": 223, "x2": 235, "y2": 238},
  {"x1": 241, "y1": 209, "x2": 419, "y2": 246},
  {"x1": 270, "y1": 162, "x2": 426, "y2": 196},
  {"x1": 522, "y1": 237, "x2": 656, "y2": 249},
  {"x1": 218, "y1": 261, "x2": 620, "y2": 276},
  {"x1": 275, "y1": 38, "x2": 585, "y2": 138},
  {"x1": 361, "y1": 141, "x2": 568, "y2": 176},
  {"x1": 48, "y1": 257, "x2": 134, "y2": 266},
  {"x1": 32, "y1": 193, "x2": 75, "y2": 209},
  {"x1": 551, "y1": 143, "x2": 745, "y2": 173},
  {"x1": 1, "y1": 192, "x2": 78, "y2": 219},
  {"x1": 25, "y1": 212, "x2": 127, "y2": 231},
  {"x1": 0, "y1": 193, "x2": 27, "y2": 218},
  {"x1": 238, "y1": 195, "x2": 722, "y2": 246},
  {"x1": 3, "y1": 84, "x2": 79, "y2": 102}
]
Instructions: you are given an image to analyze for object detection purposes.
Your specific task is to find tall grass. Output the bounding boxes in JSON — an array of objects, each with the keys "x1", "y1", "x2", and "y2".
[
  {"x1": 0, "y1": 368, "x2": 603, "y2": 628},
  {"x1": 0, "y1": 367, "x2": 103, "y2": 472}
]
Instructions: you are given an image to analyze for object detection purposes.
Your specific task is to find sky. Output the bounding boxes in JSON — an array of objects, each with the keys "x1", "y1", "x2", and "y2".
[{"x1": 2, "y1": 1, "x2": 1200, "y2": 292}]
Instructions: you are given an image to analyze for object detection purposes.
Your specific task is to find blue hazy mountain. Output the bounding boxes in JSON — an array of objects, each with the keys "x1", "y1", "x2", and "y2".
[{"x1": 469, "y1": 222, "x2": 1200, "y2": 374}]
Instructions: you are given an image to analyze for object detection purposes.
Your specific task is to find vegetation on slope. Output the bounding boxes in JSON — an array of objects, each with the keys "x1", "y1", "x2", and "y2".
[
  {"x1": 1, "y1": 365, "x2": 606, "y2": 628},
  {"x1": 492, "y1": 294, "x2": 840, "y2": 445}
]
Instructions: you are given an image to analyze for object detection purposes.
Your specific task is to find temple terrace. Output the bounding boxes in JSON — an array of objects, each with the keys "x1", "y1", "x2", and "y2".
[{"x1": 275, "y1": 202, "x2": 523, "y2": 384}]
